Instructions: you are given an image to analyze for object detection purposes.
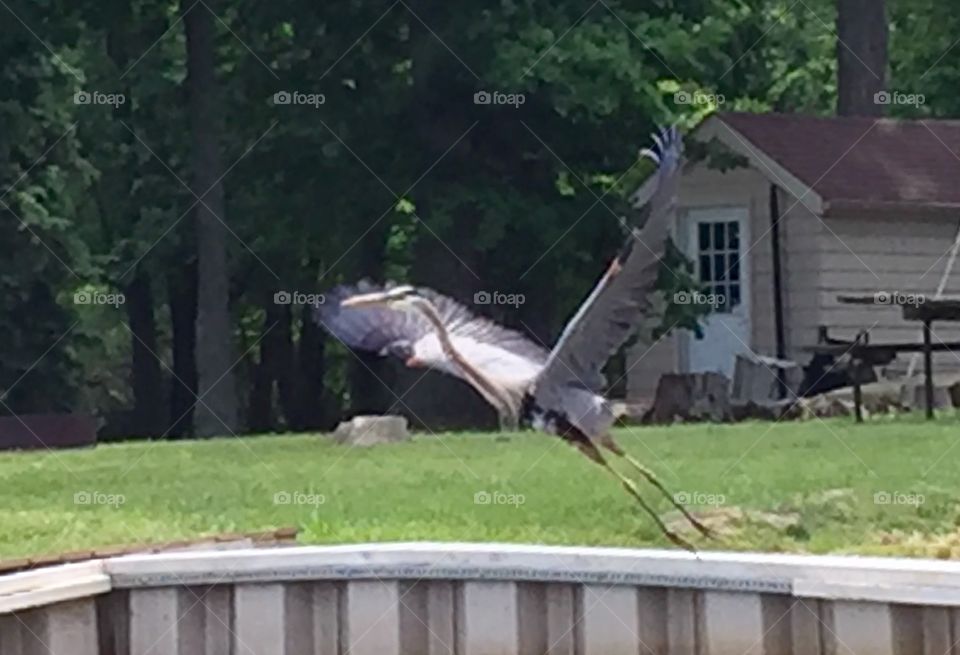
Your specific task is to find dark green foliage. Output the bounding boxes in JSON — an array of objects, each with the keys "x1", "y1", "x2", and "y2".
[
  {"x1": 0, "y1": 0, "x2": 941, "y2": 433},
  {"x1": 654, "y1": 237, "x2": 712, "y2": 340}
]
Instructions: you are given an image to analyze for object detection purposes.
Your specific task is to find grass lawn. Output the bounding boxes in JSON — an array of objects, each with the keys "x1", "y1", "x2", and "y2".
[{"x1": 2, "y1": 415, "x2": 960, "y2": 560}]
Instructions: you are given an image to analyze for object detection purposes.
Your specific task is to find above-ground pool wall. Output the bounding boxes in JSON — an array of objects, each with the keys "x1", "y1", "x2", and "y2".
[{"x1": 6, "y1": 544, "x2": 960, "y2": 654}]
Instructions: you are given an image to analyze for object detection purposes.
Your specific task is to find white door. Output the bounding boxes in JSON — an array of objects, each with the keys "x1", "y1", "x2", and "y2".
[{"x1": 684, "y1": 207, "x2": 752, "y2": 377}]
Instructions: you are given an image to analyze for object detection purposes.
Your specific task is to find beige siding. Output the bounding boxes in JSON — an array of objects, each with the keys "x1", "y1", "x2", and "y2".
[
  {"x1": 779, "y1": 189, "x2": 825, "y2": 364},
  {"x1": 627, "y1": 163, "x2": 773, "y2": 400},
  {"x1": 817, "y1": 214, "x2": 960, "y2": 373}
]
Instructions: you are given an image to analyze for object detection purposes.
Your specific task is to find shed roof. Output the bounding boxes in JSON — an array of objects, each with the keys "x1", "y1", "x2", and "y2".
[{"x1": 713, "y1": 112, "x2": 960, "y2": 214}]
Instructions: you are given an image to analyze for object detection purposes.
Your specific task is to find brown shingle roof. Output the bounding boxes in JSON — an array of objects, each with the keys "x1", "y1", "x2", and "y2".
[{"x1": 717, "y1": 112, "x2": 960, "y2": 211}]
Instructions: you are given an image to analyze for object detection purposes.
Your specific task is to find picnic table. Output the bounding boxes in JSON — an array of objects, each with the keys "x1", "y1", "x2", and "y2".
[{"x1": 805, "y1": 296, "x2": 960, "y2": 422}]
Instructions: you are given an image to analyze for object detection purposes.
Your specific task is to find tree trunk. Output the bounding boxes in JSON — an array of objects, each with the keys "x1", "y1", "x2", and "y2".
[
  {"x1": 247, "y1": 298, "x2": 289, "y2": 432},
  {"x1": 347, "y1": 230, "x2": 395, "y2": 415},
  {"x1": 182, "y1": 0, "x2": 240, "y2": 436},
  {"x1": 247, "y1": 351, "x2": 273, "y2": 433},
  {"x1": 836, "y1": 0, "x2": 888, "y2": 117},
  {"x1": 270, "y1": 302, "x2": 298, "y2": 427},
  {"x1": 125, "y1": 272, "x2": 165, "y2": 436},
  {"x1": 294, "y1": 304, "x2": 330, "y2": 430},
  {"x1": 167, "y1": 262, "x2": 198, "y2": 438}
]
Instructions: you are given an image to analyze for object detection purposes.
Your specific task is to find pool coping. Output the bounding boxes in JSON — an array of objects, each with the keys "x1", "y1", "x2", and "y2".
[{"x1": 6, "y1": 542, "x2": 960, "y2": 614}]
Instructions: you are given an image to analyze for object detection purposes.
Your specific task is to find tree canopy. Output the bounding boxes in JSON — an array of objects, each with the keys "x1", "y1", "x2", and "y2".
[{"x1": 0, "y1": 0, "x2": 939, "y2": 436}]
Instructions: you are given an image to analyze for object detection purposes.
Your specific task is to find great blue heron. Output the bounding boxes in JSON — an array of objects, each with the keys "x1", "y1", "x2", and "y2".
[{"x1": 316, "y1": 127, "x2": 711, "y2": 549}]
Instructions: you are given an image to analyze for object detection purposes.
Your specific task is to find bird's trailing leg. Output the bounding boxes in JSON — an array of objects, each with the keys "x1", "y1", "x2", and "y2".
[
  {"x1": 570, "y1": 438, "x2": 697, "y2": 553},
  {"x1": 599, "y1": 435, "x2": 714, "y2": 540}
]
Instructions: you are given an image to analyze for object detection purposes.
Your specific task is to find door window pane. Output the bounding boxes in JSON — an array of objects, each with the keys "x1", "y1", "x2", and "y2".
[
  {"x1": 729, "y1": 284, "x2": 741, "y2": 307},
  {"x1": 699, "y1": 223, "x2": 710, "y2": 250},
  {"x1": 713, "y1": 223, "x2": 725, "y2": 250},
  {"x1": 728, "y1": 254, "x2": 740, "y2": 281},
  {"x1": 693, "y1": 217, "x2": 744, "y2": 313},
  {"x1": 714, "y1": 254, "x2": 726, "y2": 282},
  {"x1": 699, "y1": 255, "x2": 711, "y2": 282},
  {"x1": 727, "y1": 221, "x2": 739, "y2": 249}
]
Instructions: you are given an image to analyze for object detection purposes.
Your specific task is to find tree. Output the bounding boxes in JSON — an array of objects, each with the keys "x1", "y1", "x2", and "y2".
[
  {"x1": 837, "y1": 0, "x2": 888, "y2": 116},
  {"x1": 181, "y1": 0, "x2": 240, "y2": 435}
]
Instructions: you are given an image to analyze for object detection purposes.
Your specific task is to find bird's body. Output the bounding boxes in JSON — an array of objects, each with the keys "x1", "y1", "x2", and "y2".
[{"x1": 315, "y1": 127, "x2": 711, "y2": 549}]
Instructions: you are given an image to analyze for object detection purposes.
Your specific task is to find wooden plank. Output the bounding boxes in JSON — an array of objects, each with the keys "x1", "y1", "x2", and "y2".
[
  {"x1": 129, "y1": 588, "x2": 180, "y2": 655},
  {"x1": 760, "y1": 594, "x2": 794, "y2": 655},
  {"x1": 16, "y1": 607, "x2": 51, "y2": 655},
  {"x1": 544, "y1": 584, "x2": 575, "y2": 655},
  {"x1": 398, "y1": 581, "x2": 429, "y2": 655},
  {"x1": 0, "y1": 614, "x2": 22, "y2": 654},
  {"x1": 342, "y1": 580, "x2": 401, "y2": 655},
  {"x1": 921, "y1": 607, "x2": 951, "y2": 655},
  {"x1": 700, "y1": 591, "x2": 763, "y2": 654},
  {"x1": 284, "y1": 582, "x2": 315, "y2": 655},
  {"x1": 456, "y1": 581, "x2": 519, "y2": 655},
  {"x1": 891, "y1": 604, "x2": 923, "y2": 655},
  {"x1": 311, "y1": 582, "x2": 339, "y2": 655},
  {"x1": 233, "y1": 584, "x2": 286, "y2": 655},
  {"x1": 516, "y1": 583, "x2": 546, "y2": 655},
  {"x1": 790, "y1": 599, "x2": 823, "y2": 655},
  {"x1": 828, "y1": 601, "x2": 894, "y2": 655},
  {"x1": 576, "y1": 585, "x2": 639, "y2": 655},
  {"x1": 43, "y1": 599, "x2": 99, "y2": 655},
  {"x1": 424, "y1": 581, "x2": 454, "y2": 655},
  {"x1": 635, "y1": 587, "x2": 667, "y2": 655},
  {"x1": 950, "y1": 608, "x2": 960, "y2": 655},
  {"x1": 203, "y1": 585, "x2": 233, "y2": 655},
  {"x1": 174, "y1": 588, "x2": 206, "y2": 655},
  {"x1": 96, "y1": 589, "x2": 130, "y2": 655},
  {"x1": 666, "y1": 589, "x2": 698, "y2": 655}
]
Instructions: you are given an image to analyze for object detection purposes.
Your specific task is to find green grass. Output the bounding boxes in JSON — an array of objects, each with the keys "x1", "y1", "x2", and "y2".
[{"x1": 2, "y1": 415, "x2": 960, "y2": 560}]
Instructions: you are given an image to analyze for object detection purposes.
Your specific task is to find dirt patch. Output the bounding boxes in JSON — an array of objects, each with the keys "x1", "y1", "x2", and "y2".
[{"x1": 664, "y1": 506, "x2": 801, "y2": 538}]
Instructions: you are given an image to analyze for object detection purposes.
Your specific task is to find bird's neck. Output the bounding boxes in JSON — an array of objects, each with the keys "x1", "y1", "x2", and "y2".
[{"x1": 416, "y1": 300, "x2": 520, "y2": 420}]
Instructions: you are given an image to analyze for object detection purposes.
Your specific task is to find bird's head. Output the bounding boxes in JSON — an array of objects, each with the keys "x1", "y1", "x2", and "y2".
[{"x1": 339, "y1": 285, "x2": 422, "y2": 312}]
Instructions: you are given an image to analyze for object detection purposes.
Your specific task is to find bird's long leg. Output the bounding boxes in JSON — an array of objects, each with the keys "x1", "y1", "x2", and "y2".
[
  {"x1": 599, "y1": 435, "x2": 714, "y2": 540},
  {"x1": 569, "y1": 438, "x2": 697, "y2": 553}
]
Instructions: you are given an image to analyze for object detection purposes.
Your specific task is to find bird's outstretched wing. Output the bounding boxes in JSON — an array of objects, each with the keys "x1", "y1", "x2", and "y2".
[
  {"x1": 315, "y1": 281, "x2": 548, "y2": 386},
  {"x1": 534, "y1": 126, "x2": 684, "y2": 396}
]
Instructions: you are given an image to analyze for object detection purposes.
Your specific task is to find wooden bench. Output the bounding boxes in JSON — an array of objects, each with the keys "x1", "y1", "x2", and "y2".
[{"x1": 807, "y1": 296, "x2": 960, "y2": 421}]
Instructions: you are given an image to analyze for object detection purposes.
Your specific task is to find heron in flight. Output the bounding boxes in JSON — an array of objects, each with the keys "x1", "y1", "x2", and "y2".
[{"x1": 316, "y1": 127, "x2": 711, "y2": 549}]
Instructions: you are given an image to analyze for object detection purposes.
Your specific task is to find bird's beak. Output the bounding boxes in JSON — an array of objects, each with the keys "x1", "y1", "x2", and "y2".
[{"x1": 340, "y1": 291, "x2": 393, "y2": 308}]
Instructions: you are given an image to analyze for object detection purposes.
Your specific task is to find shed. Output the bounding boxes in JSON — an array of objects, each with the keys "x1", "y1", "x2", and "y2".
[{"x1": 626, "y1": 112, "x2": 960, "y2": 400}]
